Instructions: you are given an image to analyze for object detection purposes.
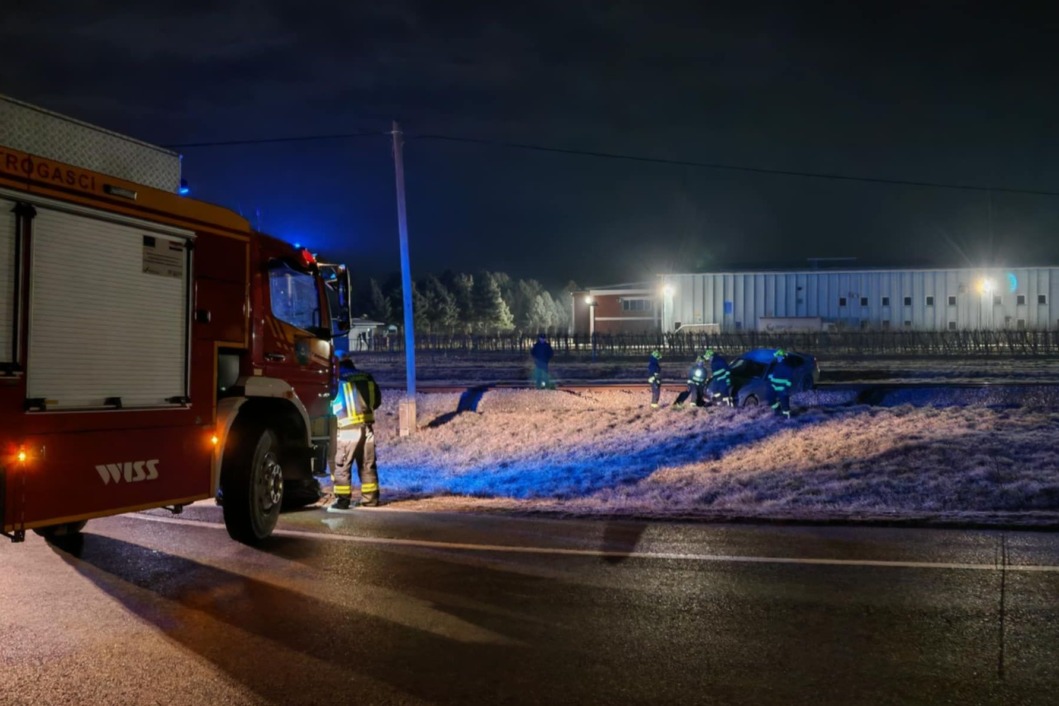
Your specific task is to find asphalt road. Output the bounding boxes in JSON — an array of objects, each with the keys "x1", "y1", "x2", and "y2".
[{"x1": 2, "y1": 507, "x2": 1058, "y2": 706}]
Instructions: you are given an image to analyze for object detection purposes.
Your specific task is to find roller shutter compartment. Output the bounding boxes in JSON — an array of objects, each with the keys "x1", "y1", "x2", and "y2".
[{"x1": 27, "y1": 207, "x2": 192, "y2": 409}]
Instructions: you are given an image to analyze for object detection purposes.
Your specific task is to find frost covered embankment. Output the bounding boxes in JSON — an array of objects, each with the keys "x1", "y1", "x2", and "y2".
[{"x1": 368, "y1": 386, "x2": 1059, "y2": 526}]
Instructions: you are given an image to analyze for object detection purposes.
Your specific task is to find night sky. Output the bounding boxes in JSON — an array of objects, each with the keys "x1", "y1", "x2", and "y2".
[{"x1": 3, "y1": 2, "x2": 1059, "y2": 290}]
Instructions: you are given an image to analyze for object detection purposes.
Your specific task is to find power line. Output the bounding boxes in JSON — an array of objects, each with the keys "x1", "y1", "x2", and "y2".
[
  {"x1": 164, "y1": 130, "x2": 386, "y2": 149},
  {"x1": 411, "y1": 133, "x2": 1059, "y2": 198},
  {"x1": 163, "y1": 127, "x2": 1059, "y2": 198}
]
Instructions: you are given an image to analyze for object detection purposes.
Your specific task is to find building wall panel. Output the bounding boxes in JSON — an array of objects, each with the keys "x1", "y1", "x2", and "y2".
[{"x1": 660, "y1": 267, "x2": 1059, "y2": 332}]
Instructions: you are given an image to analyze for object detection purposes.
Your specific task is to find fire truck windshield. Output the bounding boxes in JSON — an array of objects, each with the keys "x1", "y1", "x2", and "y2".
[{"x1": 268, "y1": 260, "x2": 326, "y2": 336}]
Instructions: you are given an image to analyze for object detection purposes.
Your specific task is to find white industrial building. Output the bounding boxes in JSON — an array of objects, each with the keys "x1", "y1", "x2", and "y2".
[{"x1": 659, "y1": 267, "x2": 1059, "y2": 333}]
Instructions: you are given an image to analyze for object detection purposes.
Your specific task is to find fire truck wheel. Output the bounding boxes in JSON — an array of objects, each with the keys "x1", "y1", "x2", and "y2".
[{"x1": 222, "y1": 426, "x2": 283, "y2": 544}]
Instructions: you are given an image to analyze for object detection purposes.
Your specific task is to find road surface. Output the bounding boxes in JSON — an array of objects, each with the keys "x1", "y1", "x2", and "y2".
[{"x1": 2, "y1": 506, "x2": 1058, "y2": 705}]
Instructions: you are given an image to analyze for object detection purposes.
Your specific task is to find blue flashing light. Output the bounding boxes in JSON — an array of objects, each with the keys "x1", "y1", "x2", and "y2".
[
  {"x1": 293, "y1": 242, "x2": 301, "y2": 249},
  {"x1": 1007, "y1": 272, "x2": 1018, "y2": 293},
  {"x1": 178, "y1": 178, "x2": 190, "y2": 196}
]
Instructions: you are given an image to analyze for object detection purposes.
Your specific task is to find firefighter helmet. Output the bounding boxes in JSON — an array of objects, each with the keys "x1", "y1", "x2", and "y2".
[
  {"x1": 774, "y1": 348, "x2": 787, "y2": 359},
  {"x1": 651, "y1": 349, "x2": 662, "y2": 359},
  {"x1": 703, "y1": 349, "x2": 714, "y2": 359}
]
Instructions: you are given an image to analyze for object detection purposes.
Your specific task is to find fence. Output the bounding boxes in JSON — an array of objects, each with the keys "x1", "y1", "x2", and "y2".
[{"x1": 354, "y1": 330, "x2": 1059, "y2": 359}]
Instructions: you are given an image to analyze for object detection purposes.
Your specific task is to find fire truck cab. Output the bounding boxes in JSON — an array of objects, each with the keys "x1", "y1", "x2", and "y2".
[{"x1": 0, "y1": 95, "x2": 350, "y2": 544}]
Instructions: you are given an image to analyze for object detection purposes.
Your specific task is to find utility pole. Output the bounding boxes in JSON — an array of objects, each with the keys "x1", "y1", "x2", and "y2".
[
  {"x1": 987, "y1": 188, "x2": 994, "y2": 262},
  {"x1": 391, "y1": 121, "x2": 416, "y2": 435}
]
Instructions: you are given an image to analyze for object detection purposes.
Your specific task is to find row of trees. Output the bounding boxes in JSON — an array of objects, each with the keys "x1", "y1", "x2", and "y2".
[{"x1": 357, "y1": 271, "x2": 575, "y2": 334}]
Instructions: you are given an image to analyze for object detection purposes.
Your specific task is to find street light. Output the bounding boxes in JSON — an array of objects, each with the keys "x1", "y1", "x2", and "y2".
[
  {"x1": 584, "y1": 296, "x2": 596, "y2": 335},
  {"x1": 978, "y1": 277, "x2": 995, "y2": 330},
  {"x1": 661, "y1": 284, "x2": 674, "y2": 334},
  {"x1": 585, "y1": 296, "x2": 597, "y2": 360}
]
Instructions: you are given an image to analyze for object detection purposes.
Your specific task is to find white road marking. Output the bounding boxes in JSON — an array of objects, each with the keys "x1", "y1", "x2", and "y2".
[{"x1": 130, "y1": 513, "x2": 1059, "y2": 573}]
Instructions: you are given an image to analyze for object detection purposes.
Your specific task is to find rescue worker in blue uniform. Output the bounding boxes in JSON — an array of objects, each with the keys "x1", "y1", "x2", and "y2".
[
  {"x1": 766, "y1": 349, "x2": 795, "y2": 419},
  {"x1": 330, "y1": 358, "x2": 382, "y2": 509},
  {"x1": 531, "y1": 334, "x2": 554, "y2": 389},
  {"x1": 673, "y1": 355, "x2": 708, "y2": 408},
  {"x1": 704, "y1": 349, "x2": 732, "y2": 406},
  {"x1": 647, "y1": 349, "x2": 663, "y2": 408}
]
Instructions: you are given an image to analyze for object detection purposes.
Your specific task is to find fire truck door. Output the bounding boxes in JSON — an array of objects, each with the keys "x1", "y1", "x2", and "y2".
[{"x1": 263, "y1": 260, "x2": 331, "y2": 420}]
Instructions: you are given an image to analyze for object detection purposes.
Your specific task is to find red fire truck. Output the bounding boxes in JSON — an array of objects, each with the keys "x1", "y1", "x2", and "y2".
[{"x1": 0, "y1": 95, "x2": 350, "y2": 544}]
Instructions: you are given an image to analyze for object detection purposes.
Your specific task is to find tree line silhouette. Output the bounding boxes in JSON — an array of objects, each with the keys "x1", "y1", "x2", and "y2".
[{"x1": 356, "y1": 270, "x2": 575, "y2": 334}]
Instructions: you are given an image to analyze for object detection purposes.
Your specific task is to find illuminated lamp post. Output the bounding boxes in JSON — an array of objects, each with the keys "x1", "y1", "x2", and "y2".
[
  {"x1": 979, "y1": 277, "x2": 995, "y2": 332},
  {"x1": 585, "y1": 295, "x2": 597, "y2": 360},
  {"x1": 661, "y1": 284, "x2": 675, "y2": 336}
]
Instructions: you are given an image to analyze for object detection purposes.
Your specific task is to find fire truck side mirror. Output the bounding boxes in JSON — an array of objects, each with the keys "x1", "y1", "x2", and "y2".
[
  {"x1": 336, "y1": 275, "x2": 352, "y2": 335},
  {"x1": 321, "y1": 263, "x2": 352, "y2": 336}
]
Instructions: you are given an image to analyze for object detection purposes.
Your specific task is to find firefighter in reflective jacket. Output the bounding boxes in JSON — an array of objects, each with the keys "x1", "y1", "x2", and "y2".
[
  {"x1": 673, "y1": 355, "x2": 708, "y2": 408},
  {"x1": 647, "y1": 349, "x2": 663, "y2": 408},
  {"x1": 704, "y1": 349, "x2": 732, "y2": 406},
  {"x1": 330, "y1": 358, "x2": 382, "y2": 509},
  {"x1": 766, "y1": 349, "x2": 795, "y2": 419}
]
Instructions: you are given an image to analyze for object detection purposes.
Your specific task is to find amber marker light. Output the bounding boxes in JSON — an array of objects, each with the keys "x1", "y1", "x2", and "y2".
[{"x1": 17, "y1": 449, "x2": 27, "y2": 463}]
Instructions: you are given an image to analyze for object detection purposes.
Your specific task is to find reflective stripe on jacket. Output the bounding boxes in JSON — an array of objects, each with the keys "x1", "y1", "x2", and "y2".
[
  {"x1": 768, "y1": 359, "x2": 795, "y2": 390},
  {"x1": 687, "y1": 363, "x2": 707, "y2": 384},
  {"x1": 333, "y1": 371, "x2": 381, "y2": 427},
  {"x1": 768, "y1": 375, "x2": 792, "y2": 390},
  {"x1": 709, "y1": 356, "x2": 730, "y2": 382}
]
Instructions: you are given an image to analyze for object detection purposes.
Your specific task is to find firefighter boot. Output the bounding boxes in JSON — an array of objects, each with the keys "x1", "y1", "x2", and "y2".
[{"x1": 328, "y1": 497, "x2": 352, "y2": 512}]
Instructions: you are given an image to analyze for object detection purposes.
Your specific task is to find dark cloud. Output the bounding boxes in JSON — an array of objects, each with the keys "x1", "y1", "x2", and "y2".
[{"x1": 3, "y1": 2, "x2": 1059, "y2": 289}]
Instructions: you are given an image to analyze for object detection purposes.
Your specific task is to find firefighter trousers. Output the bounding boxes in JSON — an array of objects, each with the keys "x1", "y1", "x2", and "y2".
[
  {"x1": 674, "y1": 382, "x2": 706, "y2": 407},
  {"x1": 533, "y1": 366, "x2": 553, "y2": 389},
  {"x1": 707, "y1": 379, "x2": 732, "y2": 405},
  {"x1": 766, "y1": 385, "x2": 791, "y2": 417},
  {"x1": 332, "y1": 425, "x2": 379, "y2": 502}
]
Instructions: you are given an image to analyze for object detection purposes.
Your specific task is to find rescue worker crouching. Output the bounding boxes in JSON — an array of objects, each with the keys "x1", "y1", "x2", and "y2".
[
  {"x1": 672, "y1": 355, "x2": 708, "y2": 408},
  {"x1": 766, "y1": 348, "x2": 795, "y2": 419},
  {"x1": 329, "y1": 358, "x2": 383, "y2": 509},
  {"x1": 703, "y1": 349, "x2": 733, "y2": 406},
  {"x1": 647, "y1": 349, "x2": 663, "y2": 408}
]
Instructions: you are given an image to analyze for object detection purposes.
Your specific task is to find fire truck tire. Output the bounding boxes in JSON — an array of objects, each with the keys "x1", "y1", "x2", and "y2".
[{"x1": 222, "y1": 426, "x2": 283, "y2": 544}]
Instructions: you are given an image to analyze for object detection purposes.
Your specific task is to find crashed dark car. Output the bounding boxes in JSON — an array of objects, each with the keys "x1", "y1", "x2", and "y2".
[{"x1": 726, "y1": 348, "x2": 820, "y2": 407}]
